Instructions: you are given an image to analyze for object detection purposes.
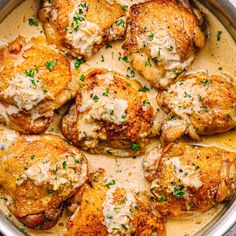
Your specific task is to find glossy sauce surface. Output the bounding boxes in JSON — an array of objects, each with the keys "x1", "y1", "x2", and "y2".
[{"x1": 0, "y1": 0, "x2": 235, "y2": 235}]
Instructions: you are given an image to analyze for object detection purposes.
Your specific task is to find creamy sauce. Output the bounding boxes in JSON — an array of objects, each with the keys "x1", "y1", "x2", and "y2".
[
  {"x1": 151, "y1": 156, "x2": 203, "y2": 193},
  {"x1": 102, "y1": 186, "x2": 135, "y2": 235},
  {"x1": 66, "y1": 0, "x2": 102, "y2": 57},
  {"x1": 2, "y1": 73, "x2": 46, "y2": 112},
  {"x1": 18, "y1": 152, "x2": 87, "y2": 191},
  {"x1": 0, "y1": 0, "x2": 235, "y2": 235}
]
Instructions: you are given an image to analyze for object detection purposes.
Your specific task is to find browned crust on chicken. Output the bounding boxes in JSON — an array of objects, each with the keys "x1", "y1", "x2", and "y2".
[
  {"x1": 0, "y1": 36, "x2": 77, "y2": 134},
  {"x1": 158, "y1": 73, "x2": 236, "y2": 145},
  {"x1": 0, "y1": 134, "x2": 88, "y2": 229},
  {"x1": 61, "y1": 68, "x2": 157, "y2": 157},
  {"x1": 64, "y1": 169, "x2": 166, "y2": 236},
  {"x1": 144, "y1": 142, "x2": 236, "y2": 217},
  {"x1": 122, "y1": 0, "x2": 206, "y2": 88},
  {"x1": 38, "y1": 0, "x2": 126, "y2": 58}
]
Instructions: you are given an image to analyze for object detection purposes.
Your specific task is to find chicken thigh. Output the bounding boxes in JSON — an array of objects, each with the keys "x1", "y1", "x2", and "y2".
[
  {"x1": 143, "y1": 142, "x2": 236, "y2": 217},
  {"x1": 0, "y1": 36, "x2": 77, "y2": 134},
  {"x1": 38, "y1": 0, "x2": 126, "y2": 58},
  {"x1": 0, "y1": 131, "x2": 88, "y2": 229},
  {"x1": 122, "y1": 0, "x2": 206, "y2": 88},
  {"x1": 158, "y1": 72, "x2": 236, "y2": 145},
  {"x1": 64, "y1": 169, "x2": 166, "y2": 236},
  {"x1": 61, "y1": 68, "x2": 159, "y2": 157}
]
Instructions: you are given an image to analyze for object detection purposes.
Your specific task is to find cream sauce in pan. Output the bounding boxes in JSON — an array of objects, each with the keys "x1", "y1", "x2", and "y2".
[{"x1": 0, "y1": 0, "x2": 235, "y2": 235}]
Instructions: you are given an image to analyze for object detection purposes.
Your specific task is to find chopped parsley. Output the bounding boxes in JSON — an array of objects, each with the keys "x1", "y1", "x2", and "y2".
[
  {"x1": 226, "y1": 113, "x2": 233, "y2": 120},
  {"x1": 42, "y1": 87, "x2": 48, "y2": 93},
  {"x1": 109, "y1": 109, "x2": 114, "y2": 115},
  {"x1": 106, "y1": 149, "x2": 113, "y2": 155},
  {"x1": 73, "y1": 157, "x2": 80, "y2": 163},
  {"x1": 131, "y1": 143, "x2": 140, "y2": 151},
  {"x1": 139, "y1": 86, "x2": 150, "y2": 92},
  {"x1": 159, "y1": 194, "x2": 166, "y2": 202},
  {"x1": 116, "y1": 19, "x2": 125, "y2": 27},
  {"x1": 30, "y1": 79, "x2": 36, "y2": 87},
  {"x1": 200, "y1": 79, "x2": 211, "y2": 86},
  {"x1": 184, "y1": 91, "x2": 191, "y2": 98},
  {"x1": 31, "y1": 154, "x2": 36, "y2": 160},
  {"x1": 121, "y1": 114, "x2": 126, "y2": 119},
  {"x1": 28, "y1": 18, "x2": 38, "y2": 27},
  {"x1": 101, "y1": 55, "x2": 105, "y2": 62},
  {"x1": 46, "y1": 60, "x2": 57, "y2": 70},
  {"x1": 80, "y1": 74, "x2": 85, "y2": 81},
  {"x1": 142, "y1": 100, "x2": 151, "y2": 106},
  {"x1": 122, "y1": 56, "x2": 128, "y2": 63},
  {"x1": 122, "y1": 5, "x2": 128, "y2": 11},
  {"x1": 168, "y1": 45, "x2": 174, "y2": 51},
  {"x1": 62, "y1": 161, "x2": 67, "y2": 169},
  {"x1": 75, "y1": 58, "x2": 85, "y2": 70},
  {"x1": 102, "y1": 88, "x2": 110, "y2": 96},
  {"x1": 152, "y1": 57, "x2": 158, "y2": 64},
  {"x1": 105, "y1": 43, "x2": 112, "y2": 49},
  {"x1": 194, "y1": 166, "x2": 200, "y2": 171},
  {"x1": 92, "y1": 95, "x2": 99, "y2": 102},
  {"x1": 24, "y1": 69, "x2": 35, "y2": 78},
  {"x1": 105, "y1": 179, "x2": 116, "y2": 187},
  {"x1": 18, "y1": 223, "x2": 25, "y2": 232},
  {"x1": 145, "y1": 57, "x2": 152, "y2": 67},
  {"x1": 121, "y1": 224, "x2": 128, "y2": 230},
  {"x1": 106, "y1": 214, "x2": 113, "y2": 219},
  {"x1": 173, "y1": 186, "x2": 185, "y2": 198},
  {"x1": 148, "y1": 33, "x2": 154, "y2": 41},
  {"x1": 46, "y1": 187, "x2": 54, "y2": 195},
  {"x1": 217, "y1": 31, "x2": 222, "y2": 41},
  {"x1": 35, "y1": 65, "x2": 39, "y2": 72}
]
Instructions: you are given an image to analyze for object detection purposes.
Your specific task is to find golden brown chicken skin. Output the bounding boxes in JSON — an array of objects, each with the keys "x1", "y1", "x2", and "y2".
[
  {"x1": 0, "y1": 36, "x2": 77, "y2": 134},
  {"x1": 64, "y1": 169, "x2": 166, "y2": 236},
  {"x1": 0, "y1": 131, "x2": 88, "y2": 230},
  {"x1": 143, "y1": 142, "x2": 236, "y2": 217},
  {"x1": 61, "y1": 68, "x2": 158, "y2": 157},
  {"x1": 122, "y1": 0, "x2": 206, "y2": 88},
  {"x1": 158, "y1": 72, "x2": 236, "y2": 145},
  {"x1": 38, "y1": 0, "x2": 126, "y2": 59}
]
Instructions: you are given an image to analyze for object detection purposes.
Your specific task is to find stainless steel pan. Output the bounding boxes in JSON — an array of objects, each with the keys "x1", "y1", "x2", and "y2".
[{"x1": 0, "y1": 0, "x2": 235, "y2": 235}]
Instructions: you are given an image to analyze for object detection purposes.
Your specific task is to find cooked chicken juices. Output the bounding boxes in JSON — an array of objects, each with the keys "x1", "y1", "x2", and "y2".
[{"x1": 0, "y1": 0, "x2": 236, "y2": 235}]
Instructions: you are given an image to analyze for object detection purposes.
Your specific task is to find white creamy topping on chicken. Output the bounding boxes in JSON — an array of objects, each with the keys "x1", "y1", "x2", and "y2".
[
  {"x1": 102, "y1": 186, "x2": 135, "y2": 235},
  {"x1": 134, "y1": 28, "x2": 195, "y2": 86},
  {"x1": 0, "y1": 129, "x2": 19, "y2": 151},
  {"x1": 166, "y1": 79, "x2": 208, "y2": 118},
  {"x1": 96, "y1": 72, "x2": 114, "y2": 84},
  {"x1": 77, "y1": 96, "x2": 127, "y2": 143},
  {"x1": 66, "y1": 1, "x2": 102, "y2": 57},
  {"x1": 77, "y1": 82, "x2": 128, "y2": 142},
  {"x1": 151, "y1": 156, "x2": 202, "y2": 193},
  {"x1": 168, "y1": 157, "x2": 202, "y2": 189},
  {"x1": 17, "y1": 152, "x2": 87, "y2": 191},
  {"x1": 108, "y1": 16, "x2": 127, "y2": 40},
  {"x1": 84, "y1": 97, "x2": 128, "y2": 124},
  {"x1": 2, "y1": 73, "x2": 46, "y2": 113}
]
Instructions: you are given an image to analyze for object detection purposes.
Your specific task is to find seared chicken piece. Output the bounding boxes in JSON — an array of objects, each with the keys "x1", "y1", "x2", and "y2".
[
  {"x1": 61, "y1": 68, "x2": 158, "y2": 157},
  {"x1": 158, "y1": 72, "x2": 236, "y2": 145},
  {"x1": 0, "y1": 36, "x2": 77, "y2": 134},
  {"x1": 122, "y1": 0, "x2": 206, "y2": 88},
  {"x1": 38, "y1": 0, "x2": 126, "y2": 59},
  {"x1": 143, "y1": 142, "x2": 236, "y2": 217},
  {"x1": 64, "y1": 169, "x2": 166, "y2": 236},
  {"x1": 0, "y1": 131, "x2": 88, "y2": 230}
]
